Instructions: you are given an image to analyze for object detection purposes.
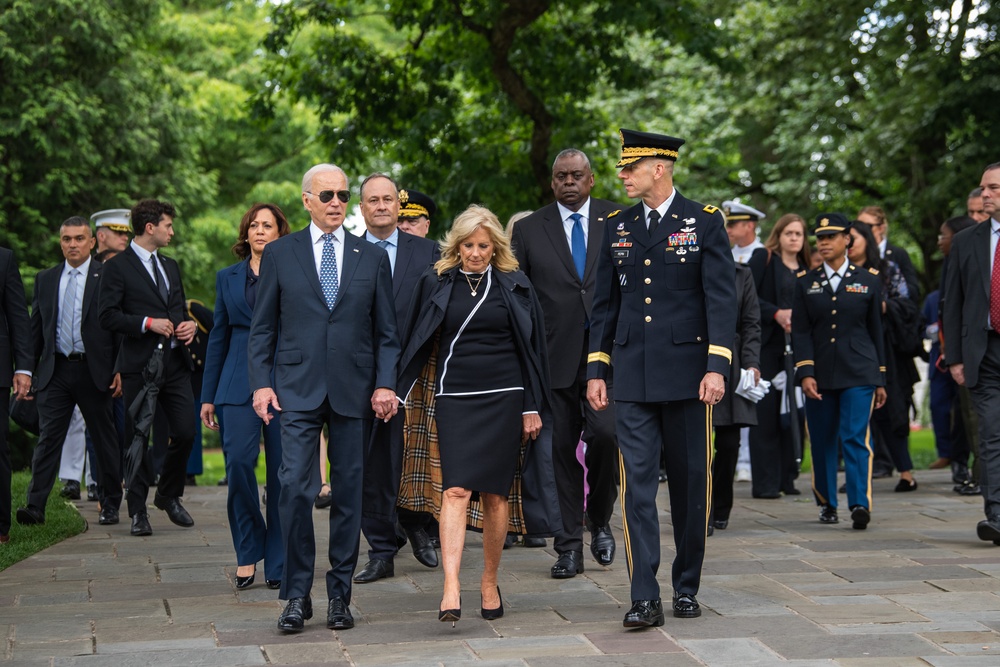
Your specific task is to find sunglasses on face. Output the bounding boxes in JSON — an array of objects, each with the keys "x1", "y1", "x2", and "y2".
[{"x1": 306, "y1": 190, "x2": 351, "y2": 204}]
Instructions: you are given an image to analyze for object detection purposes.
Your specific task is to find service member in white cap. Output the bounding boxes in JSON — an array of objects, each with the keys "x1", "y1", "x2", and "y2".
[
  {"x1": 91, "y1": 209, "x2": 131, "y2": 255},
  {"x1": 724, "y1": 200, "x2": 765, "y2": 264}
]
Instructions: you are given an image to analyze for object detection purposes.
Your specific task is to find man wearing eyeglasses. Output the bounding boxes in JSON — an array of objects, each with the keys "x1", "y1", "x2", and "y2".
[
  {"x1": 856, "y1": 206, "x2": 919, "y2": 302},
  {"x1": 248, "y1": 163, "x2": 400, "y2": 634}
]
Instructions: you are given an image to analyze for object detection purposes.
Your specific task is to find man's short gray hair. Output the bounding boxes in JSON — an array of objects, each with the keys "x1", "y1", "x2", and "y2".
[
  {"x1": 302, "y1": 164, "x2": 349, "y2": 193},
  {"x1": 552, "y1": 148, "x2": 591, "y2": 172}
]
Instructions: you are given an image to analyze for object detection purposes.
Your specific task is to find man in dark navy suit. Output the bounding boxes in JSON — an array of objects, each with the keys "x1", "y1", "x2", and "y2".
[
  {"x1": 17, "y1": 217, "x2": 122, "y2": 528},
  {"x1": 353, "y1": 174, "x2": 441, "y2": 583},
  {"x1": 588, "y1": 129, "x2": 736, "y2": 627},
  {"x1": 511, "y1": 148, "x2": 619, "y2": 579},
  {"x1": 249, "y1": 163, "x2": 400, "y2": 633},
  {"x1": 99, "y1": 199, "x2": 198, "y2": 536}
]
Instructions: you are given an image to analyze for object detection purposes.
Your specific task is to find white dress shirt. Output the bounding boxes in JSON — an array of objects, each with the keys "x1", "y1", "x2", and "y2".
[
  {"x1": 556, "y1": 198, "x2": 591, "y2": 250},
  {"x1": 130, "y1": 240, "x2": 170, "y2": 292},
  {"x1": 364, "y1": 227, "x2": 398, "y2": 275},
  {"x1": 642, "y1": 188, "x2": 679, "y2": 228},
  {"x1": 58, "y1": 255, "x2": 91, "y2": 354},
  {"x1": 823, "y1": 259, "x2": 848, "y2": 292},
  {"x1": 310, "y1": 222, "x2": 345, "y2": 286}
]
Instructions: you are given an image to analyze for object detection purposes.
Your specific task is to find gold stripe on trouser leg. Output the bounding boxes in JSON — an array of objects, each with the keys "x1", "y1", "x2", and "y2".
[
  {"x1": 705, "y1": 404, "x2": 713, "y2": 536},
  {"x1": 618, "y1": 449, "x2": 633, "y2": 581},
  {"x1": 864, "y1": 392, "x2": 876, "y2": 510}
]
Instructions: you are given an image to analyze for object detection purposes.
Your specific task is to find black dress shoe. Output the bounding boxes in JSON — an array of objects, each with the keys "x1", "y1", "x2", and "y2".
[
  {"x1": 894, "y1": 478, "x2": 918, "y2": 492},
  {"x1": 266, "y1": 579, "x2": 281, "y2": 590},
  {"x1": 819, "y1": 505, "x2": 839, "y2": 524},
  {"x1": 872, "y1": 468, "x2": 894, "y2": 479},
  {"x1": 658, "y1": 471, "x2": 668, "y2": 483},
  {"x1": 404, "y1": 526, "x2": 439, "y2": 568},
  {"x1": 98, "y1": 506, "x2": 119, "y2": 525},
  {"x1": 590, "y1": 526, "x2": 615, "y2": 566},
  {"x1": 353, "y1": 559, "x2": 393, "y2": 583},
  {"x1": 523, "y1": 536, "x2": 546, "y2": 548},
  {"x1": 503, "y1": 534, "x2": 516, "y2": 549},
  {"x1": 850, "y1": 506, "x2": 871, "y2": 530},
  {"x1": 623, "y1": 599, "x2": 664, "y2": 628},
  {"x1": 60, "y1": 479, "x2": 81, "y2": 500},
  {"x1": 314, "y1": 484, "x2": 333, "y2": 510},
  {"x1": 235, "y1": 566, "x2": 256, "y2": 590},
  {"x1": 153, "y1": 494, "x2": 194, "y2": 527},
  {"x1": 277, "y1": 596, "x2": 312, "y2": 633},
  {"x1": 131, "y1": 512, "x2": 152, "y2": 536},
  {"x1": 550, "y1": 551, "x2": 584, "y2": 579},
  {"x1": 672, "y1": 592, "x2": 701, "y2": 618},
  {"x1": 706, "y1": 524, "x2": 714, "y2": 537},
  {"x1": 782, "y1": 487, "x2": 801, "y2": 495},
  {"x1": 952, "y1": 461, "x2": 970, "y2": 485},
  {"x1": 16, "y1": 506, "x2": 45, "y2": 526},
  {"x1": 752, "y1": 491, "x2": 781, "y2": 499},
  {"x1": 217, "y1": 476, "x2": 228, "y2": 486},
  {"x1": 327, "y1": 597, "x2": 354, "y2": 629},
  {"x1": 87, "y1": 484, "x2": 99, "y2": 501},
  {"x1": 976, "y1": 518, "x2": 1000, "y2": 543},
  {"x1": 713, "y1": 519, "x2": 729, "y2": 530},
  {"x1": 955, "y1": 480, "x2": 981, "y2": 495}
]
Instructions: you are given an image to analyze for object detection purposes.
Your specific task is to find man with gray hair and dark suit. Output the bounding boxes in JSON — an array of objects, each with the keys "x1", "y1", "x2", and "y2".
[{"x1": 249, "y1": 163, "x2": 400, "y2": 633}]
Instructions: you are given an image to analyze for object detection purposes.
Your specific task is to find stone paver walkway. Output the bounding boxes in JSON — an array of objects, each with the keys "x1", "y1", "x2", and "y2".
[{"x1": 2, "y1": 469, "x2": 999, "y2": 666}]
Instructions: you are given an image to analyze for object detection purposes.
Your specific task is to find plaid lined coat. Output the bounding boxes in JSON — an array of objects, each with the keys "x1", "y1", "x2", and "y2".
[{"x1": 395, "y1": 266, "x2": 556, "y2": 536}]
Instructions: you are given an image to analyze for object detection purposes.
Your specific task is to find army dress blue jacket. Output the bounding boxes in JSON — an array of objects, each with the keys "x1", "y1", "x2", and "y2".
[{"x1": 791, "y1": 263, "x2": 886, "y2": 390}]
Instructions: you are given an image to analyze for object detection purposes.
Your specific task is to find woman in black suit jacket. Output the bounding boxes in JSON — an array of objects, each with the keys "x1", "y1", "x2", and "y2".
[
  {"x1": 747, "y1": 214, "x2": 811, "y2": 498},
  {"x1": 396, "y1": 205, "x2": 550, "y2": 625},
  {"x1": 201, "y1": 203, "x2": 290, "y2": 590}
]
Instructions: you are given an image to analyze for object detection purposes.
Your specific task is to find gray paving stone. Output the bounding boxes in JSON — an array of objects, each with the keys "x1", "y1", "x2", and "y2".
[
  {"x1": 678, "y1": 637, "x2": 784, "y2": 664},
  {"x1": 98, "y1": 639, "x2": 217, "y2": 654},
  {"x1": 345, "y1": 639, "x2": 475, "y2": 665},
  {"x1": 52, "y1": 646, "x2": 266, "y2": 666},
  {"x1": 760, "y1": 633, "x2": 948, "y2": 659},
  {"x1": 526, "y1": 656, "x2": 701, "y2": 667},
  {"x1": 466, "y1": 635, "x2": 598, "y2": 660}
]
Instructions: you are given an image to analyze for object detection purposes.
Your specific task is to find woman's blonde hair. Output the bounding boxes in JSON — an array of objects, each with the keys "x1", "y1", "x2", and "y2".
[{"x1": 435, "y1": 204, "x2": 519, "y2": 275}]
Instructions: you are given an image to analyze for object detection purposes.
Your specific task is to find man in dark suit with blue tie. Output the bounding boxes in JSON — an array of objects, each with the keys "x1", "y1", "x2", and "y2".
[
  {"x1": 249, "y1": 163, "x2": 400, "y2": 633},
  {"x1": 944, "y1": 161, "x2": 1000, "y2": 546},
  {"x1": 353, "y1": 174, "x2": 441, "y2": 583},
  {"x1": 17, "y1": 217, "x2": 122, "y2": 528},
  {"x1": 99, "y1": 199, "x2": 198, "y2": 536}
]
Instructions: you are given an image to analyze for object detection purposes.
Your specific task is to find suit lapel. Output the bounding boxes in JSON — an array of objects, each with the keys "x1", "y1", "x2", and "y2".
[
  {"x1": 228, "y1": 260, "x2": 254, "y2": 321},
  {"x1": 626, "y1": 204, "x2": 651, "y2": 248},
  {"x1": 336, "y1": 232, "x2": 363, "y2": 310},
  {"x1": 539, "y1": 205, "x2": 579, "y2": 281},
  {"x1": 124, "y1": 246, "x2": 163, "y2": 303},
  {"x1": 82, "y1": 260, "x2": 101, "y2": 318},
  {"x1": 393, "y1": 234, "x2": 411, "y2": 299},
  {"x1": 583, "y1": 207, "x2": 607, "y2": 284},
  {"x1": 975, "y1": 221, "x2": 992, "y2": 300},
  {"x1": 290, "y1": 229, "x2": 328, "y2": 306}
]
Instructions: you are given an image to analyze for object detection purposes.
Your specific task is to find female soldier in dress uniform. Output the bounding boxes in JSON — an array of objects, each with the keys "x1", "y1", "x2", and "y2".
[{"x1": 792, "y1": 213, "x2": 886, "y2": 530}]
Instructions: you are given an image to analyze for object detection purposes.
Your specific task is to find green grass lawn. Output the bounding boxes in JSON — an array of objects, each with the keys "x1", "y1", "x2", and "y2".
[{"x1": 0, "y1": 471, "x2": 87, "y2": 571}]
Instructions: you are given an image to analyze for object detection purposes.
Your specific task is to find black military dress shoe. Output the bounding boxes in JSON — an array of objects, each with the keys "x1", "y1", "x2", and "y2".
[
  {"x1": 404, "y1": 527, "x2": 439, "y2": 568},
  {"x1": 153, "y1": 493, "x2": 194, "y2": 527},
  {"x1": 98, "y1": 506, "x2": 120, "y2": 525},
  {"x1": 819, "y1": 505, "x2": 839, "y2": 524},
  {"x1": 590, "y1": 526, "x2": 616, "y2": 566},
  {"x1": 16, "y1": 506, "x2": 45, "y2": 526},
  {"x1": 672, "y1": 592, "x2": 701, "y2": 618},
  {"x1": 550, "y1": 551, "x2": 584, "y2": 579},
  {"x1": 850, "y1": 506, "x2": 871, "y2": 530},
  {"x1": 327, "y1": 597, "x2": 354, "y2": 629},
  {"x1": 353, "y1": 559, "x2": 394, "y2": 583},
  {"x1": 713, "y1": 519, "x2": 729, "y2": 530},
  {"x1": 278, "y1": 596, "x2": 313, "y2": 633},
  {"x1": 976, "y1": 517, "x2": 1000, "y2": 545},
  {"x1": 60, "y1": 479, "x2": 81, "y2": 500},
  {"x1": 87, "y1": 484, "x2": 99, "y2": 501},
  {"x1": 131, "y1": 512, "x2": 152, "y2": 536},
  {"x1": 623, "y1": 599, "x2": 664, "y2": 628}
]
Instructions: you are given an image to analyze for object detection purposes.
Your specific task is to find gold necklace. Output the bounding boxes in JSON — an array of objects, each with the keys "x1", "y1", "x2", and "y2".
[{"x1": 464, "y1": 271, "x2": 485, "y2": 296}]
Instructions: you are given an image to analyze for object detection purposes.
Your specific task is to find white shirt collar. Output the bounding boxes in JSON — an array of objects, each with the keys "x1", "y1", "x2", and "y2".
[
  {"x1": 365, "y1": 227, "x2": 399, "y2": 246},
  {"x1": 556, "y1": 198, "x2": 591, "y2": 223},
  {"x1": 130, "y1": 240, "x2": 156, "y2": 264},
  {"x1": 63, "y1": 255, "x2": 92, "y2": 277},
  {"x1": 310, "y1": 221, "x2": 345, "y2": 245},
  {"x1": 642, "y1": 188, "x2": 678, "y2": 221},
  {"x1": 823, "y1": 259, "x2": 848, "y2": 281},
  {"x1": 992, "y1": 218, "x2": 1000, "y2": 234}
]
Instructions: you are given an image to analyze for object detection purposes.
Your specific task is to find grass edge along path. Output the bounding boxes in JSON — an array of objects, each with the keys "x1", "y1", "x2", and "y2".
[{"x1": 0, "y1": 470, "x2": 87, "y2": 571}]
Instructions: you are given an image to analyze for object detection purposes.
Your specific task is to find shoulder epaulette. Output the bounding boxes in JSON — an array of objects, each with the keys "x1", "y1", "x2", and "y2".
[
  {"x1": 796, "y1": 270, "x2": 807, "y2": 278},
  {"x1": 868, "y1": 267, "x2": 879, "y2": 276},
  {"x1": 607, "y1": 210, "x2": 621, "y2": 219},
  {"x1": 703, "y1": 205, "x2": 719, "y2": 214},
  {"x1": 187, "y1": 299, "x2": 210, "y2": 334}
]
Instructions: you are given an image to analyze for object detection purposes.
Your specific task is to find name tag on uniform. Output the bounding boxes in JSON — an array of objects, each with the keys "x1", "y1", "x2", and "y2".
[
  {"x1": 806, "y1": 281, "x2": 823, "y2": 295},
  {"x1": 613, "y1": 248, "x2": 631, "y2": 263},
  {"x1": 845, "y1": 283, "x2": 868, "y2": 294},
  {"x1": 668, "y1": 232, "x2": 697, "y2": 246}
]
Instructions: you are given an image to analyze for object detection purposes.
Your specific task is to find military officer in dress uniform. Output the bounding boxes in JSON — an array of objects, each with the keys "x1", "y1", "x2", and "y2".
[
  {"x1": 587, "y1": 129, "x2": 737, "y2": 627},
  {"x1": 397, "y1": 189, "x2": 436, "y2": 239},
  {"x1": 792, "y1": 214, "x2": 886, "y2": 530}
]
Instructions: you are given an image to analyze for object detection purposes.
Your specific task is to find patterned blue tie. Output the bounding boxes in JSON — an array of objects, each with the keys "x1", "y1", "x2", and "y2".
[
  {"x1": 320, "y1": 233, "x2": 339, "y2": 309},
  {"x1": 58, "y1": 268, "x2": 80, "y2": 354},
  {"x1": 570, "y1": 213, "x2": 586, "y2": 282}
]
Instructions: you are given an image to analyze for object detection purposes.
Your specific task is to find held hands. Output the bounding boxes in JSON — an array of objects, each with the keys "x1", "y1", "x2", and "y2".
[
  {"x1": 253, "y1": 387, "x2": 281, "y2": 424},
  {"x1": 176, "y1": 320, "x2": 197, "y2": 344},
  {"x1": 587, "y1": 379, "x2": 609, "y2": 411},
  {"x1": 200, "y1": 403, "x2": 220, "y2": 431},
  {"x1": 801, "y1": 377, "x2": 821, "y2": 400},
  {"x1": 371, "y1": 388, "x2": 398, "y2": 422},
  {"x1": 698, "y1": 371, "x2": 725, "y2": 405},
  {"x1": 522, "y1": 413, "x2": 542, "y2": 443}
]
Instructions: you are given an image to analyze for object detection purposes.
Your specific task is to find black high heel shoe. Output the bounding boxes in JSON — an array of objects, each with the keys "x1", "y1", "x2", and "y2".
[
  {"x1": 235, "y1": 565, "x2": 256, "y2": 590},
  {"x1": 438, "y1": 595, "x2": 461, "y2": 627},
  {"x1": 481, "y1": 586, "x2": 504, "y2": 620},
  {"x1": 265, "y1": 579, "x2": 281, "y2": 590}
]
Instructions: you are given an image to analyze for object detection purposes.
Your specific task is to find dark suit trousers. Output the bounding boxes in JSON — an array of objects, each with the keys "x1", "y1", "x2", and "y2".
[
  {"x1": 551, "y1": 351, "x2": 618, "y2": 554},
  {"x1": 710, "y1": 425, "x2": 740, "y2": 522},
  {"x1": 122, "y1": 347, "x2": 195, "y2": 516},
  {"x1": 616, "y1": 399, "x2": 710, "y2": 601},
  {"x1": 969, "y1": 333, "x2": 1000, "y2": 519},
  {"x1": 27, "y1": 357, "x2": 122, "y2": 512},
  {"x1": 749, "y1": 347, "x2": 800, "y2": 496},
  {"x1": 279, "y1": 404, "x2": 366, "y2": 602},
  {"x1": 218, "y1": 401, "x2": 283, "y2": 580},
  {"x1": 0, "y1": 388, "x2": 11, "y2": 535},
  {"x1": 361, "y1": 411, "x2": 420, "y2": 561}
]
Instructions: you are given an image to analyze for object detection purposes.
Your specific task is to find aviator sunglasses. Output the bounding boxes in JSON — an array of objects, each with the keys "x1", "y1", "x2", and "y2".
[{"x1": 305, "y1": 190, "x2": 351, "y2": 204}]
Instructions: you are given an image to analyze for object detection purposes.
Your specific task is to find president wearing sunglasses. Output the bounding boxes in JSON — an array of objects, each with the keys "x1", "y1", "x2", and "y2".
[{"x1": 248, "y1": 163, "x2": 400, "y2": 633}]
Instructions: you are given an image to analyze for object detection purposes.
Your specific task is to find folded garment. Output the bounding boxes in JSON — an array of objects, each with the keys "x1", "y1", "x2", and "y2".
[{"x1": 734, "y1": 368, "x2": 770, "y2": 403}]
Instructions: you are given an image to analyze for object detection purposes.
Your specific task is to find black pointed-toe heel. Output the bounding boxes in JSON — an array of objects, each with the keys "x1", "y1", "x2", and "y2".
[
  {"x1": 481, "y1": 586, "x2": 504, "y2": 620},
  {"x1": 235, "y1": 566, "x2": 256, "y2": 590},
  {"x1": 438, "y1": 596, "x2": 461, "y2": 627},
  {"x1": 265, "y1": 579, "x2": 281, "y2": 590}
]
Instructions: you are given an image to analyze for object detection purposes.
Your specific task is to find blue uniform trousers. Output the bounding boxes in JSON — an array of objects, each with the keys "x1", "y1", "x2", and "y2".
[
  {"x1": 615, "y1": 399, "x2": 711, "y2": 601},
  {"x1": 805, "y1": 386, "x2": 875, "y2": 511},
  {"x1": 217, "y1": 400, "x2": 283, "y2": 580}
]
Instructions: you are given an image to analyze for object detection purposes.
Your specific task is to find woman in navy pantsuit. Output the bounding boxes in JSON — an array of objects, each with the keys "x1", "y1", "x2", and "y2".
[{"x1": 201, "y1": 203, "x2": 290, "y2": 589}]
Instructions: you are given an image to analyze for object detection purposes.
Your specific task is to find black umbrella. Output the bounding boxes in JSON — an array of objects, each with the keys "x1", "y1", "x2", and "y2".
[
  {"x1": 783, "y1": 331, "x2": 803, "y2": 464},
  {"x1": 123, "y1": 337, "x2": 167, "y2": 491}
]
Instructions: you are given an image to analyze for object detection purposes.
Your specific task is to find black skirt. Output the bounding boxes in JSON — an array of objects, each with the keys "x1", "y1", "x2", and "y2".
[{"x1": 435, "y1": 390, "x2": 523, "y2": 497}]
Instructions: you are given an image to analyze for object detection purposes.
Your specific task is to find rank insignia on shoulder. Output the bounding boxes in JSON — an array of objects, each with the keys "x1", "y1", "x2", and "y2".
[
  {"x1": 868, "y1": 267, "x2": 879, "y2": 275},
  {"x1": 608, "y1": 210, "x2": 621, "y2": 218},
  {"x1": 796, "y1": 270, "x2": 807, "y2": 278},
  {"x1": 703, "y1": 205, "x2": 719, "y2": 214}
]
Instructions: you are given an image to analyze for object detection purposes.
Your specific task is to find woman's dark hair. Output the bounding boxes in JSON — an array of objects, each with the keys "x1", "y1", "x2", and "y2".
[
  {"x1": 943, "y1": 215, "x2": 978, "y2": 235},
  {"x1": 850, "y1": 219, "x2": 882, "y2": 272},
  {"x1": 232, "y1": 203, "x2": 291, "y2": 259}
]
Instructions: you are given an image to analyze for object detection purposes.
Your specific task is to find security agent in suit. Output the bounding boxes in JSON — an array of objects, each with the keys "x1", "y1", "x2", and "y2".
[
  {"x1": 0, "y1": 246, "x2": 34, "y2": 544},
  {"x1": 944, "y1": 162, "x2": 1000, "y2": 545},
  {"x1": 99, "y1": 199, "x2": 198, "y2": 536},
  {"x1": 511, "y1": 148, "x2": 619, "y2": 578},
  {"x1": 354, "y1": 175, "x2": 441, "y2": 583},
  {"x1": 587, "y1": 129, "x2": 737, "y2": 627},
  {"x1": 17, "y1": 217, "x2": 123, "y2": 528},
  {"x1": 249, "y1": 163, "x2": 400, "y2": 633},
  {"x1": 792, "y1": 214, "x2": 887, "y2": 530}
]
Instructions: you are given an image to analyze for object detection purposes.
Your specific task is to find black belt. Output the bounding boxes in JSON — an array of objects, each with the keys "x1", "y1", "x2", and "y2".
[{"x1": 57, "y1": 352, "x2": 85, "y2": 361}]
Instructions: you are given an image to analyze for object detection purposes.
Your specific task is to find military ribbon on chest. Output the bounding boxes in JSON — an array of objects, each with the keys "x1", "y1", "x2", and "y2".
[
  {"x1": 668, "y1": 231, "x2": 697, "y2": 247},
  {"x1": 844, "y1": 283, "x2": 868, "y2": 294}
]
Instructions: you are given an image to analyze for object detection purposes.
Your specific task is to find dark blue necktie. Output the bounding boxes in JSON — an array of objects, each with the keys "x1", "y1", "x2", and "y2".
[
  {"x1": 570, "y1": 213, "x2": 586, "y2": 282},
  {"x1": 320, "y1": 233, "x2": 339, "y2": 310}
]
